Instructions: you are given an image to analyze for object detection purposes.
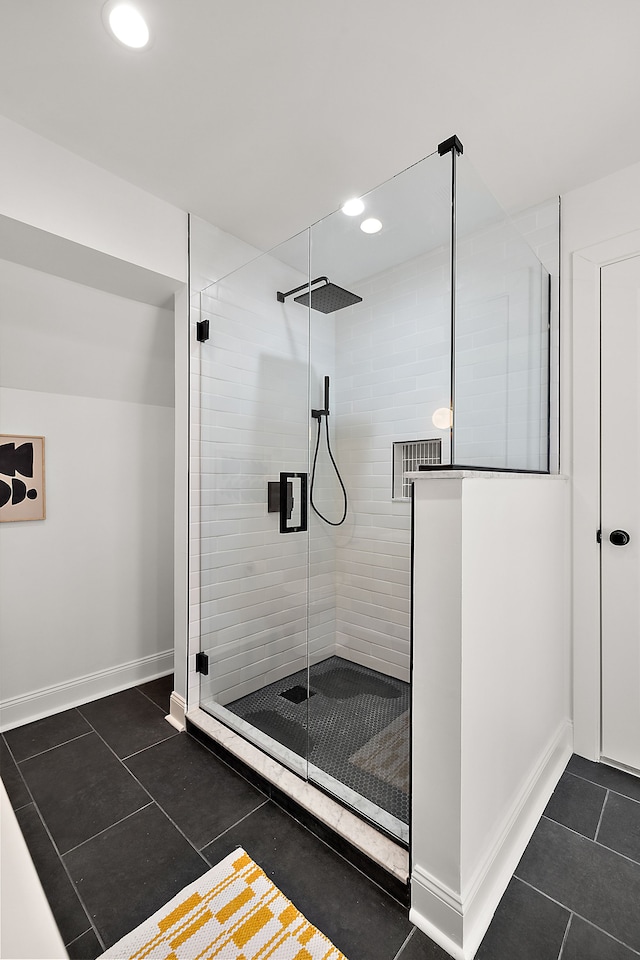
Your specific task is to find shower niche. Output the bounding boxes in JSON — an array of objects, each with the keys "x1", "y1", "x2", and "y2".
[{"x1": 192, "y1": 138, "x2": 552, "y2": 845}]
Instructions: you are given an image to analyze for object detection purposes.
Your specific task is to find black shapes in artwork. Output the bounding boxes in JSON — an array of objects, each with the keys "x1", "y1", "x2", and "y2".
[
  {"x1": 11, "y1": 478, "x2": 26, "y2": 504},
  {"x1": 11, "y1": 480, "x2": 37, "y2": 504},
  {"x1": 0, "y1": 478, "x2": 37, "y2": 507},
  {"x1": 0, "y1": 442, "x2": 34, "y2": 478}
]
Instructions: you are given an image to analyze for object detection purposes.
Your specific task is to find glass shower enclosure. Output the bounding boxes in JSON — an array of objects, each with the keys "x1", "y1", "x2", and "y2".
[{"x1": 194, "y1": 140, "x2": 551, "y2": 844}]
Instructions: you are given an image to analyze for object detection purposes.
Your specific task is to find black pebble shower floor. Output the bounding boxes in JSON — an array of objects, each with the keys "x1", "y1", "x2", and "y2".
[{"x1": 224, "y1": 656, "x2": 410, "y2": 827}]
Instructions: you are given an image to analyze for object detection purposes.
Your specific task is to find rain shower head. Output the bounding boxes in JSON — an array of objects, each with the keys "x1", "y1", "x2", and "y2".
[{"x1": 277, "y1": 277, "x2": 362, "y2": 314}]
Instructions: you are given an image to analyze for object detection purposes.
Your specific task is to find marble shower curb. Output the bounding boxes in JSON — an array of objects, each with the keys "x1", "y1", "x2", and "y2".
[{"x1": 186, "y1": 707, "x2": 410, "y2": 886}]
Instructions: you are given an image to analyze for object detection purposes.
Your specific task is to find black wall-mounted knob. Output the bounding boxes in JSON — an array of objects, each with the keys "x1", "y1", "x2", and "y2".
[{"x1": 609, "y1": 529, "x2": 630, "y2": 546}]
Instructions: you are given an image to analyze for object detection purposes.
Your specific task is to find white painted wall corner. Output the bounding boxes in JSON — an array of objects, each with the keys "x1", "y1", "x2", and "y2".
[
  {"x1": 411, "y1": 718, "x2": 573, "y2": 959},
  {"x1": 166, "y1": 691, "x2": 186, "y2": 731},
  {"x1": 0, "y1": 650, "x2": 173, "y2": 732}
]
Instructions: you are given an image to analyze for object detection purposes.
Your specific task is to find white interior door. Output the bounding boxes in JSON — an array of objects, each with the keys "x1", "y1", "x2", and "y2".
[{"x1": 601, "y1": 254, "x2": 640, "y2": 772}]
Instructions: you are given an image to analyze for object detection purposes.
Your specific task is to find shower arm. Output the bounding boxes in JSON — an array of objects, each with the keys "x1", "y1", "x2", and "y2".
[{"x1": 276, "y1": 277, "x2": 329, "y2": 303}]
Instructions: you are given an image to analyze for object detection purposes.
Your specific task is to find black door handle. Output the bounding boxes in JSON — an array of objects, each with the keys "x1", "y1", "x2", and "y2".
[
  {"x1": 609, "y1": 529, "x2": 630, "y2": 546},
  {"x1": 279, "y1": 472, "x2": 307, "y2": 533}
]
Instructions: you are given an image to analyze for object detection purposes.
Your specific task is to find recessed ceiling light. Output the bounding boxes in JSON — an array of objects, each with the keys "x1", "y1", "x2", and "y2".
[
  {"x1": 103, "y1": 2, "x2": 150, "y2": 49},
  {"x1": 341, "y1": 198, "x2": 365, "y2": 217},
  {"x1": 360, "y1": 218, "x2": 382, "y2": 234}
]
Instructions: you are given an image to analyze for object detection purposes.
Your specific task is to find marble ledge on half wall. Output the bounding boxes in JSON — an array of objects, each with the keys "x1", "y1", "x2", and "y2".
[
  {"x1": 407, "y1": 469, "x2": 554, "y2": 480},
  {"x1": 186, "y1": 707, "x2": 410, "y2": 885}
]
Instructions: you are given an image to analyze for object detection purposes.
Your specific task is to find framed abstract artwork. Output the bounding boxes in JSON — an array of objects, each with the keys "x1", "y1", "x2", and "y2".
[{"x1": 0, "y1": 435, "x2": 46, "y2": 522}]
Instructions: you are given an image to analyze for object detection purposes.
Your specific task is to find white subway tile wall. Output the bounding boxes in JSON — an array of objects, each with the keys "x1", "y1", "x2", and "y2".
[
  {"x1": 197, "y1": 257, "x2": 309, "y2": 708},
  {"x1": 331, "y1": 246, "x2": 449, "y2": 680}
]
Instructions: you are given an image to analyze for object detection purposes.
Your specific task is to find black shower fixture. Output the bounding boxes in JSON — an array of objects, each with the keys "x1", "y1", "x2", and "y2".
[
  {"x1": 310, "y1": 375, "x2": 348, "y2": 526},
  {"x1": 277, "y1": 277, "x2": 362, "y2": 314}
]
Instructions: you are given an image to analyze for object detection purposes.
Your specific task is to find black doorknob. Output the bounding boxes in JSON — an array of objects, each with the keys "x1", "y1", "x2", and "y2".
[{"x1": 609, "y1": 529, "x2": 630, "y2": 546}]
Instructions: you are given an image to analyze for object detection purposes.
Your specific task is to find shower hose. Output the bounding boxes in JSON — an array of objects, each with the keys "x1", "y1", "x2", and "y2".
[{"x1": 310, "y1": 414, "x2": 348, "y2": 526}]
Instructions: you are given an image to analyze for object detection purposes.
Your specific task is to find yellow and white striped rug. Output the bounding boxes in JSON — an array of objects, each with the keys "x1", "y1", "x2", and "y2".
[{"x1": 99, "y1": 847, "x2": 348, "y2": 960}]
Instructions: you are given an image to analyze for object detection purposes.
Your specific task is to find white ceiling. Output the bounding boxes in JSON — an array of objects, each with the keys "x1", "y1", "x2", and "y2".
[{"x1": 1, "y1": 0, "x2": 639, "y2": 253}]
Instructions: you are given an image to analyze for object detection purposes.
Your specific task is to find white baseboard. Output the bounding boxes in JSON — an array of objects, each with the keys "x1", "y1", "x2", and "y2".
[
  {"x1": 411, "y1": 718, "x2": 573, "y2": 960},
  {"x1": 409, "y1": 897, "x2": 467, "y2": 960},
  {"x1": 0, "y1": 650, "x2": 174, "y2": 732},
  {"x1": 166, "y1": 692, "x2": 186, "y2": 731}
]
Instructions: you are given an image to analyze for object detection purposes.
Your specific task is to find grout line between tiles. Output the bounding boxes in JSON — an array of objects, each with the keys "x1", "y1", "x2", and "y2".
[
  {"x1": 513, "y1": 876, "x2": 640, "y2": 956},
  {"x1": 184, "y1": 726, "x2": 272, "y2": 797},
  {"x1": 31, "y1": 805, "x2": 107, "y2": 953},
  {"x1": 188, "y1": 727, "x2": 410, "y2": 908},
  {"x1": 594, "y1": 837, "x2": 640, "y2": 869},
  {"x1": 199, "y1": 798, "x2": 270, "y2": 854},
  {"x1": 391, "y1": 926, "x2": 416, "y2": 959},
  {"x1": 566, "y1": 769, "x2": 640, "y2": 806},
  {"x1": 556, "y1": 912, "x2": 573, "y2": 960},
  {"x1": 63, "y1": 926, "x2": 94, "y2": 950},
  {"x1": 541, "y1": 813, "x2": 640, "y2": 869},
  {"x1": 268, "y1": 792, "x2": 410, "y2": 910},
  {"x1": 593, "y1": 789, "x2": 609, "y2": 843},
  {"x1": 62, "y1": 801, "x2": 155, "y2": 855},
  {"x1": 135, "y1": 683, "x2": 173, "y2": 715},
  {"x1": 121, "y1": 730, "x2": 179, "y2": 762},
  {"x1": 539, "y1": 814, "x2": 596, "y2": 842},
  {"x1": 80, "y1": 722, "x2": 213, "y2": 868},
  {"x1": 13, "y1": 729, "x2": 93, "y2": 764},
  {"x1": 1, "y1": 741, "x2": 107, "y2": 953},
  {"x1": 574, "y1": 916, "x2": 640, "y2": 957}
]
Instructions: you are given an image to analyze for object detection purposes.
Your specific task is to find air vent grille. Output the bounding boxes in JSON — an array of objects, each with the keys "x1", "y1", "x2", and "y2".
[{"x1": 393, "y1": 439, "x2": 442, "y2": 499}]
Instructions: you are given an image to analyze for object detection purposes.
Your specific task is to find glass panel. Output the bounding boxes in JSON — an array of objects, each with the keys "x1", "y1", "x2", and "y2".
[
  {"x1": 305, "y1": 151, "x2": 452, "y2": 841},
  {"x1": 197, "y1": 229, "x2": 311, "y2": 777},
  {"x1": 453, "y1": 154, "x2": 550, "y2": 471}
]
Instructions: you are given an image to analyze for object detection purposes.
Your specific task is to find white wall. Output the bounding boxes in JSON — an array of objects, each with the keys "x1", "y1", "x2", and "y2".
[
  {"x1": 0, "y1": 116, "x2": 187, "y2": 285},
  {"x1": 562, "y1": 159, "x2": 640, "y2": 759},
  {"x1": 0, "y1": 117, "x2": 189, "y2": 725},
  {"x1": 0, "y1": 260, "x2": 175, "y2": 730},
  {"x1": 0, "y1": 259, "x2": 174, "y2": 405},
  {"x1": 411, "y1": 473, "x2": 571, "y2": 960}
]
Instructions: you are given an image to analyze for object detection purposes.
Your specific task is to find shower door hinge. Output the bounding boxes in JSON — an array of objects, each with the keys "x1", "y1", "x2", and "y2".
[
  {"x1": 195, "y1": 652, "x2": 209, "y2": 675},
  {"x1": 196, "y1": 319, "x2": 210, "y2": 343}
]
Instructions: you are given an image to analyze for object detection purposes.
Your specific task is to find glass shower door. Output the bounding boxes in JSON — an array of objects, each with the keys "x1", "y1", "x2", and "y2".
[
  {"x1": 304, "y1": 150, "x2": 453, "y2": 843},
  {"x1": 197, "y1": 229, "x2": 312, "y2": 777}
]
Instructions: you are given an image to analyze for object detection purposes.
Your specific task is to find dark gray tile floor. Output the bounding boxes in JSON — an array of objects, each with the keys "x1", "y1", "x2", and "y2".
[{"x1": 1, "y1": 675, "x2": 640, "y2": 960}]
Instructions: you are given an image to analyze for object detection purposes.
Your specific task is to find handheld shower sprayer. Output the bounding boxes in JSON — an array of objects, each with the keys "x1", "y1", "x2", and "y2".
[
  {"x1": 310, "y1": 376, "x2": 348, "y2": 526},
  {"x1": 311, "y1": 376, "x2": 330, "y2": 421}
]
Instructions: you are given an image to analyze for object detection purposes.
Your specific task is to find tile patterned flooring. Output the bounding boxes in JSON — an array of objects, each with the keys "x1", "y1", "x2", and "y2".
[
  {"x1": 223, "y1": 656, "x2": 410, "y2": 825},
  {"x1": 1, "y1": 676, "x2": 639, "y2": 959}
]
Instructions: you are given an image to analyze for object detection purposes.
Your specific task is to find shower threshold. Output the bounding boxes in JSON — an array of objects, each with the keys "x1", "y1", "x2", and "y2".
[
  {"x1": 186, "y1": 705, "x2": 410, "y2": 894},
  {"x1": 199, "y1": 656, "x2": 410, "y2": 844}
]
